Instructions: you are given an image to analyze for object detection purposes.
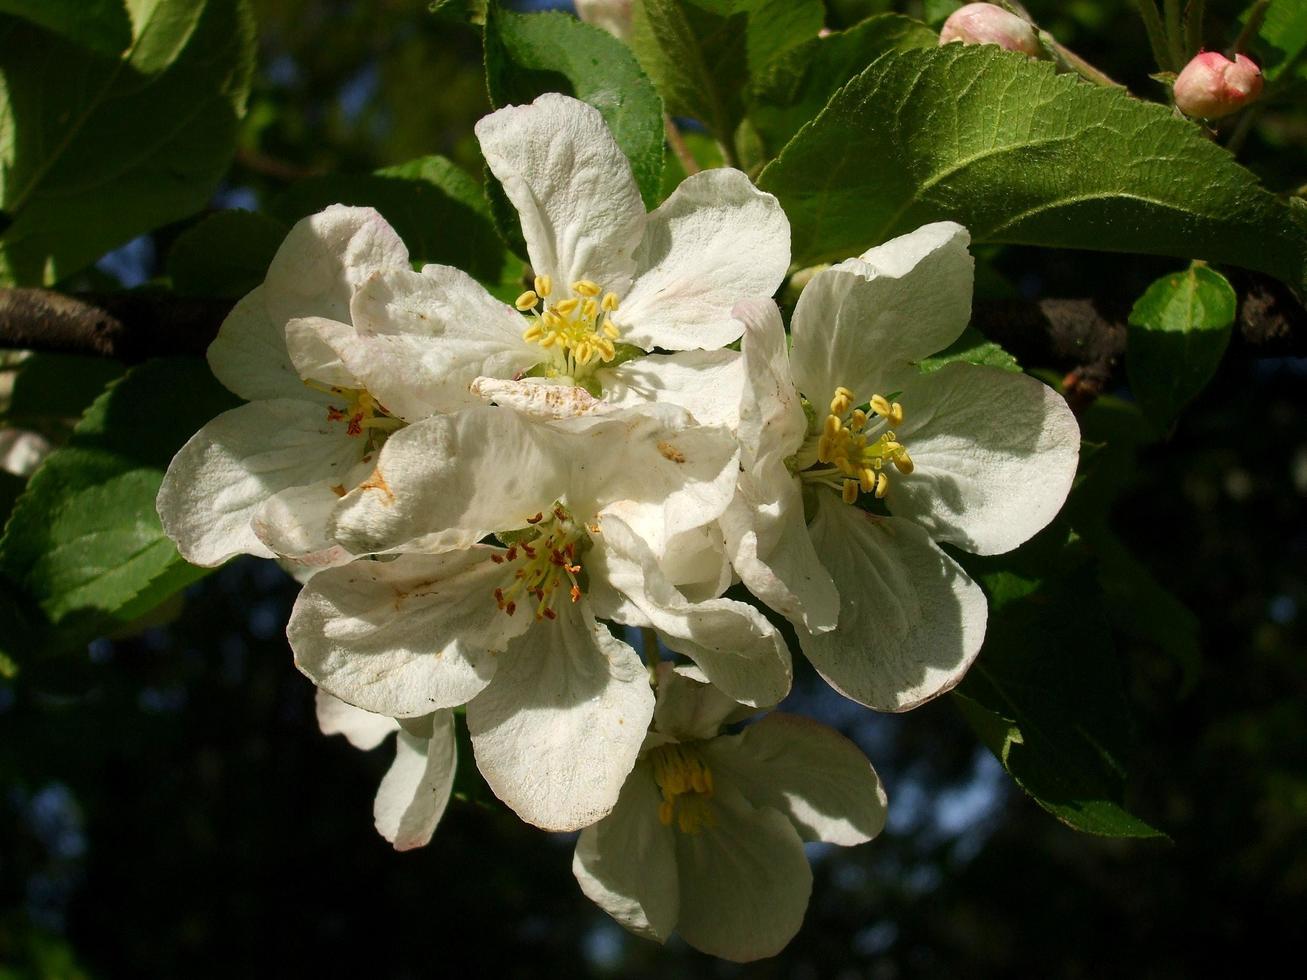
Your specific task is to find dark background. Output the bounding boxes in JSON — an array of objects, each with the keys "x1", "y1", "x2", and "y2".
[{"x1": 2, "y1": 1, "x2": 1304, "y2": 976}]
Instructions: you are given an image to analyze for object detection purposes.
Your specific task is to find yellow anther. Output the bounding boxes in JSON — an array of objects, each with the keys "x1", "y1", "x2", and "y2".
[
  {"x1": 602, "y1": 322, "x2": 620, "y2": 340},
  {"x1": 602, "y1": 292, "x2": 619, "y2": 312},
  {"x1": 515, "y1": 290, "x2": 539, "y2": 311},
  {"x1": 571, "y1": 279, "x2": 601, "y2": 297},
  {"x1": 522, "y1": 323, "x2": 544, "y2": 342},
  {"x1": 859, "y1": 468, "x2": 876, "y2": 493},
  {"x1": 823, "y1": 414, "x2": 841, "y2": 438},
  {"x1": 870, "y1": 393, "x2": 892, "y2": 418},
  {"x1": 842, "y1": 479, "x2": 859, "y2": 504},
  {"x1": 893, "y1": 450, "x2": 914, "y2": 475},
  {"x1": 554, "y1": 298, "x2": 580, "y2": 315},
  {"x1": 875, "y1": 472, "x2": 890, "y2": 498},
  {"x1": 651, "y1": 743, "x2": 716, "y2": 835},
  {"x1": 850, "y1": 409, "x2": 868, "y2": 431},
  {"x1": 830, "y1": 388, "x2": 853, "y2": 416},
  {"x1": 534, "y1": 275, "x2": 553, "y2": 298},
  {"x1": 542, "y1": 309, "x2": 564, "y2": 328},
  {"x1": 582, "y1": 298, "x2": 598, "y2": 318}
]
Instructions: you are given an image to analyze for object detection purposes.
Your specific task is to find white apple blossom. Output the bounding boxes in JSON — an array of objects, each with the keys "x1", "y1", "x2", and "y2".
[
  {"x1": 724, "y1": 222, "x2": 1080, "y2": 711},
  {"x1": 326, "y1": 93, "x2": 783, "y2": 430},
  {"x1": 573, "y1": 663, "x2": 887, "y2": 962},
  {"x1": 315, "y1": 690, "x2": 457, "y2": 851},
  {"x1": 288, "y1": 402, "x2": 792, "y2": 832},
  {"x1": 157, "y1": 205, "x2": 413, "y2": 569}
]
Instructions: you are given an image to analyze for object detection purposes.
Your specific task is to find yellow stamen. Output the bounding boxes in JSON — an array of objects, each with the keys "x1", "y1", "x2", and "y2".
[
  {"x1": 602, "y1": 292, "x2": 619, "y2": 312},
  {"x1": 571, "y1": 279, "x2": 601, "y2": 297},
  {"x1": 802, "y1": 384, "x2": 914, "y2": 505},
  {"x1": 651, "y1": 743, "x2": 716, "y2": 835},
  {"x1": 534, "y1": 274, "x2": 552, "y2": 298},
  {"x1": 515, "y1": 290, "x2": 539, "y2": 311},
  {"x1": 516, "y1": 277, "x2": 625, "y2": 380}
]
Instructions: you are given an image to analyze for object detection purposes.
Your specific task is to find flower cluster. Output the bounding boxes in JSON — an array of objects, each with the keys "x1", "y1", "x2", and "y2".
[{"x1": 159, "y1": 93, "x2": 1078, "y2": 961}]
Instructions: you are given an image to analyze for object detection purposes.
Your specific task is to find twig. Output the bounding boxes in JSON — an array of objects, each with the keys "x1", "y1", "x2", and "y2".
[{"x1": 663, "y1": 115, "x2": 700, "y2": 177}]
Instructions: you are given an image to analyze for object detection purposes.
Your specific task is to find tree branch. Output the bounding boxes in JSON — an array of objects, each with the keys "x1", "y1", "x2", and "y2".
[{"x1": 0, "y1": 289, "x2": 233, "y2": 362}]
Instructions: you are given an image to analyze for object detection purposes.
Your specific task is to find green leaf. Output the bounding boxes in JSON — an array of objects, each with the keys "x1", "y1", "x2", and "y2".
[
  {"x1": 749, "y1": 13, "x2": 936, "y2": 155},
  {"x1": 484, "y1": 6, "x2": 665, "y2": 208},
  {"x1": 759, "y1": 45, "x2": 1307, "y2": 291},
  {"x1": 0, "y1": 358, "x2": 240, "y2": 666},
  {"x1": 167, "y1": 210, "x2": 289, "y2": 299},
  {"x1": 1126, "y1": 263, "x2": 1236, "y2": 430},
  {"x1": 2, "y1": 354, "x2": 126, "y2": 428},
  {"x1": 630, "y1": 0, "x2": 823, "y2": 149},
  {"x1": 917, "y1": 324, "x2": 1021, "y2": 374},
  {"x1": 954, "y1": 526, "x2": 1166, "y2": 838},
  {"x1": 270, "y1": 155, "x2": 505, "y2": 282},
  {"x1": 0, "y1": 0, "x2": 256, "y2": 286},
  {"x1": 0, "y1": 0, "x2": 131, "y2": 55},
  {"x1": 1246, "y1": 0, "x2": 1307, "y2": 82}
]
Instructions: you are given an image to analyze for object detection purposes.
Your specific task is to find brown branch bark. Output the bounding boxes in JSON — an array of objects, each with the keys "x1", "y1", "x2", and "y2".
[{"x1": 0, "y1": 289, "x2": 233, "y2": 362}]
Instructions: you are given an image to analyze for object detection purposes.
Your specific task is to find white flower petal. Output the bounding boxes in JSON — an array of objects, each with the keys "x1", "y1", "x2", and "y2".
[
  {"x1": 466, "y1": 601, "x2": 654, "y2": 831},
  {"x1": 262, "y1": 205, "x2": 409, "y2": 328},
  {"x1": 620, "y1": 169, "x2": 790, "y2": 351},
  {"x1": 802, "y1": 497, "x2": 987, "y2": 711},
  {"x1": 721, "y1": 477, "x2": 840, "y2": 635},
  {"x1": 289, "y1": 550, "x2": 519, "y2": 718},
  {"x1": 733, "y1": 298, "x2": 806, "y2": 470},
  {"x1": 673, "y1": 781, "x2": 813, "y2": 963},
  {"x1": 470, "y1": 377, "x2": 607, "y2": 420},
  {"x1": 889, "y1": 363, "x2": 1080, "y2": 555},
  {"x1": 157, "y1": 399, "x2": 361, "y2": 566},
  {"x1": 252, "y1": 480, "x2": 355, "y2": 569},
  {"x1": 703, "y1": 712, "x2": 887, "y2": 846},
  {"x1": 284, "y1": 316, "x2": 360, "y2": 389},
  {"x1": 314, "y1": 688, "x2": 399, "y2": 750},
  {"x1": 652, "y1": 661, "x2": 755, "y2": 743},
  {"x1": 330, "y1": 408, "x2": 570, "y2": 556},
  {"x1": 563, "y1": 406, "x2": 740, "y2": 554},
  {"x1": 600, "y1": 349, "x2": 744, "y2": 430},
  {"x1": 374, "y1": 710, "x2": 458, "y2": 851},
  {"x1": 790, "y1": 222, "x2": 973, "y2": 400},
  {"x1": 476, "y1": 93, "x2": 644, "y2": 292},
  {"x1": 592, "y1": 514, "x2": 791, "y2": 708},
  {"x1": 206, "y1": 286, "x2": 307, "y2": 403},
  {"x1": 348, "y1": 265, "x2": 538, "y2": 420},
  {"x1": 573, "y1": 761, "x2": 679, "y2": 942}
]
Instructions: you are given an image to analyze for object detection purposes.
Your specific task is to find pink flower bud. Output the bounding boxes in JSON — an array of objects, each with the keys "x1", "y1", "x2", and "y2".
[
  {"x1": 1173, "y1": 51, "x2": 1264, "y2": 119},
  {"x1": 939, "y1": 3, "x2": 1042, "y2": 57}
]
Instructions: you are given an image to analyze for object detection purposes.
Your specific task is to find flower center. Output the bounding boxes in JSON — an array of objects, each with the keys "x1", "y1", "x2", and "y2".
[
  {"x1": 797, "y1": 386, "x2": 914, "y2": 504},
  {"x1": 304, "y1": 381, "x2": 401, "y2": 441},
  {"x1": 490, "y1": 504, "x2": 589, "y2": 620},
  {"x1": 650, "y1": 743, "x2": 716, "y2": 835},
  {"x1": 516, "y1": 275, "x2": 623, "y2": 381}
]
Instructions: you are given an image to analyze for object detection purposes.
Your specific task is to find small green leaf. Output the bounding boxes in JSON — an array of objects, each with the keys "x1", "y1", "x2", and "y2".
[
  {"x1": 749, "y1": 13, "x2": 936, "y2": 155},
  {"x1": 167, "y1": 210, "x2": 289, "y2": 299},
  {"x1": 0, "y1": 0, "x2": 131, "y2": 55},
  {"x1": 1126, "y1": 264, "x2": 1236, "y2": 430},
  {"x1": 630, "y1": 0, "x2": 822, "y2": 149},
  {"x1": 955, "y1": 526, "x2": 1166, "y2": 838},
  {"x1": 0, "y1": 0, "x2": 256, "y2": 286},
  {"x1": 1245, "y1": 0, "x2": 1307, "y2": 82},
  {"x1": 917, "y1": 325, "x2": 1021, "y2": 374},
  {"x1": 759, "y1": 45, "x2": 1307, "y2": 292},
  {"x1": 0, "y1": 359, "x2": 240, "y2": 665},
  {"x1": 270, "y1": 155, "x2": 505, "y2": 282},
  {"x1": 484, "y1": 6, "x2": 665, "y2": 208}
]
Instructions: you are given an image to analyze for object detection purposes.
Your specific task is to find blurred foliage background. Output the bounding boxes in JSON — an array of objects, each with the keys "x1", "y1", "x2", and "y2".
[{"x1": 1, "y1": 0, "x2": 1305, "y2": 976}]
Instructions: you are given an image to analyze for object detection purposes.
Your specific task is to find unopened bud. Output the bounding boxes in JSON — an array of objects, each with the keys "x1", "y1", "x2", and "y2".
[
  {"x1": 1173, "y1": 51, "x2": 1263, "y2": 119},
  {"x1": 939, "y1": 3, "x2": 1042, "y2": 58},
  {"x1": 575, "y1": 0, "x2": 632, "y2": 42}
]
